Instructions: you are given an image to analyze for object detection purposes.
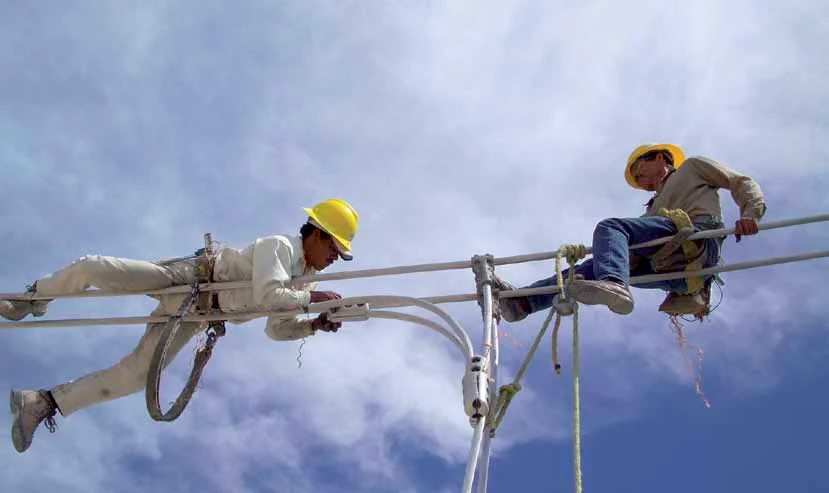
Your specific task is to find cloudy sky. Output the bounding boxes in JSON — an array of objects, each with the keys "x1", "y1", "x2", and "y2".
[{"x1": 1, "y1": 1, "x2": 828, "y2": 492}]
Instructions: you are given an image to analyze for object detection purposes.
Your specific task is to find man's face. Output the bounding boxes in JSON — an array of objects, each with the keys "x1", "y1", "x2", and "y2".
[
  {"x1": 632, "y1": 153, "x2": 671, "y2": 191},
  {"x1": 306, "y1": 230, "x2": 341, "y2": 271}
]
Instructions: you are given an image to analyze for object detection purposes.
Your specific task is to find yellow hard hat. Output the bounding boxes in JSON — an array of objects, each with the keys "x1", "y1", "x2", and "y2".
[
  {"x1": 625, "y1": 143, "x2": 685, "y2": 189},
  {"x1": 303, "y1": 198, "x2": 359, "y2": 261}
]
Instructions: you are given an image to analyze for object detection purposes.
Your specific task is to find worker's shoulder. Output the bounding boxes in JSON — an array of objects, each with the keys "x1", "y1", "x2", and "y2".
[
  {"x1": 682, "y1": 155, "x2": 720, "y2": 166},
  {"x1": 677, "y1": 155, "x2": 728, "y2": 175},
  {"x1": 253, "y1": 234, "x2": 302, "y2": 252}
]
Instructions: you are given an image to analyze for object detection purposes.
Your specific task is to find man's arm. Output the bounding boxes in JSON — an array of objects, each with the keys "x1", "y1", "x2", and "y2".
[
  {"x1": 251, "y1": 236, "x2": 310, "y2": 310},
  {"x1": 691, "y1": 156, "x2": 767, "y2": 220},
  {"x1": 251, "y1": 236, "x2": 345, "y2": 339},
  {"x1": 251, "y1": 236, "x2": 344, "y2": 309}
]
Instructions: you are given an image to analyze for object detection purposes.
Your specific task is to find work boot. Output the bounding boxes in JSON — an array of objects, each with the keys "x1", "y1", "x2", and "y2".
[
  {"x1": 491, "y1": 275, "x2": 531, "y2": 323},
  {"x1": 658, "y1": 292, "x2": 708, "y2": 317},
  {"x1": 0, "y1": 299, "x2": 49, "y2": 321},
  {"x1": 567, "y1": 279, "x2": 634, "y2": 315},
  {"x1": 10, "y1": 390, "x2": 59, "y2": 453}
]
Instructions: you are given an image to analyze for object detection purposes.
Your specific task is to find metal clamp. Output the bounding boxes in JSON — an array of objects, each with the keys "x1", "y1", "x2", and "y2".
[
  {"x1": 472, "y1": 254, "x2": 501, "y2": 321},
  {"x1": 326, "y1": 303, "x2": 371, "y2": 323},
  {"x1": 462, "y1": 355, "x2": 490, "y2": 426},
  {"x1": 553, "y1": 293, "x2": 577, "y2": 316}
]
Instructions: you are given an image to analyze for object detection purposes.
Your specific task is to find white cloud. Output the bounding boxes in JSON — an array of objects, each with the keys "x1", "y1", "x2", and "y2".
[{"x1": 1, "y1": 0, "x2": 828, "y2": 491}]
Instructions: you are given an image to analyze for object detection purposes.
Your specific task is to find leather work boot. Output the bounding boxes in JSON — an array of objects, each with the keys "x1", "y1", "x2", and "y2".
[
  {"x1": 0, "y1": 299, "x2": 49, "y2": 321},
  {"x1": 658, "y1": 292, "x2": 708, "y2": 317},
  {"x1": 10, "y1": 390, "x2": 58, "y2": 453},
  {"x1": 567, "y1": 279, "x2": 634, "y2": 315},
  {"x1": 490, "y1": 275, "x2": 532, "y2": 323}
]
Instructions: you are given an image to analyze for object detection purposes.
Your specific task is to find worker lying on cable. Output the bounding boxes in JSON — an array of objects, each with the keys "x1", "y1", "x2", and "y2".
[
  {"x1": 0, "y1": 198, "x2": 359, "y2": 454},
  {"x1": 495, "y1": 143, "x2": 767, "y2": 322}
]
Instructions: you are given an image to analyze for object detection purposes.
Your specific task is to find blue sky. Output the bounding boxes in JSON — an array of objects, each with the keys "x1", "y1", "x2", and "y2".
[{"x1": 1, "y1": 1, "x2": 828, "y2": 492}]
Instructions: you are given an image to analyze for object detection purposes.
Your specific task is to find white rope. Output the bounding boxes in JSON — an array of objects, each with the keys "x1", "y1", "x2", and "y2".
[
  {"x1": 475, "y1": 281, "x2": 499, "y2": 493},
  {"x1": 502, "y1": 249, "x2": 829, "y2": 296},
  {"x1": 368, "y1": 311, "x2": 471, "y2": 359},
  {"x1": 631, "y1": 250, "x2": 829, "y2": 284},
  {"x1": 3, "y1": 213, "x2": 826, "y2": 302},
  {"x1": 315, "y1": 295, "x2": 473, "y2": 353},
  {"x1": 2, "y1": 249, "x2": 828, "y2": 330},
  {"x1": 0, "y1": 295, "x2": 474, "y2": 354},
  {"x1": 480, "y1": 283, "x2": 497, "y2": 388},
  {"x1": 476, "y1": 424, "x2": 494, "y2": 493},
  {"x1": 462, "y1": 418, "x2": 488, "y2": 493}
]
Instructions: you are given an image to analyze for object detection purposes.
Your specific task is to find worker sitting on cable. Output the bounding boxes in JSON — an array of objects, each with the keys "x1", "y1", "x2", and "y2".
[
  {"x1": 495, "y1": 143, "x2": 766, "y2": 322},
  {"x1": 0, "y1": 198, "x2": 359, "y2": 454}
]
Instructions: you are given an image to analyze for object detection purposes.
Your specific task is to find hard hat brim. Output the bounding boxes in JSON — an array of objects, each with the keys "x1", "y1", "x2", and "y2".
[
  {"x1": 305, "y1": 213, "x2": 354, "y2": 261},
  {"x1": 334, "y1": 239, "x2": 353, "y2": 261},
  {"x1": 625, "y1": 144, "x2": 685, "y2": 189}
]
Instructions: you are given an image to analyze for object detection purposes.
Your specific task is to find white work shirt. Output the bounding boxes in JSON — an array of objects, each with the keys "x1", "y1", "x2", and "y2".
[{"x1": 212, "y1": 234, "x2": 319, "y2": 341}]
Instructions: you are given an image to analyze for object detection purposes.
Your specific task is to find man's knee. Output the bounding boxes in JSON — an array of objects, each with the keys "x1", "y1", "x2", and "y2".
[{"x1": 594, "y1": 217, "x2": 626, "y2": 235}]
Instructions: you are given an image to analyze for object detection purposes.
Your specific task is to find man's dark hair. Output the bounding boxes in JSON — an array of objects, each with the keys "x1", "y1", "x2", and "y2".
[{"x1": 300, "y1": 221, "x2": 332, "y2": 240}]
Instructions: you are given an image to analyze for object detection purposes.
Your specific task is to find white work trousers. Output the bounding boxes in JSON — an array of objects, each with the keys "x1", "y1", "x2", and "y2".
[{"x1": 36, "y1": 255, "x2": 206, "y2": 416}]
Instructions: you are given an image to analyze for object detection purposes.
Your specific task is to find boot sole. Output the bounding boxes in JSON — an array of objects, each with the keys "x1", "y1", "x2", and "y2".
[
  {"x1": 568, "y1": 283, "x2": 634, "y2": 315},
  {"x1": 498, "y1": 300, "x2": 529, "y2": 323},
  {"x1": 0, "y1": 308, "x2": 26, "y2": 322},
  {"x1": 9, "y1": 390, "x2": 27, "y2": 453}
]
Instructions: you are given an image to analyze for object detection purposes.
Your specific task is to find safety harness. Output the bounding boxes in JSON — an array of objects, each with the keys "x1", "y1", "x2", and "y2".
[
  {"x1": 146, "y1": 233, "x2": 225, "y2": 422},
  {"x1": 650, "y1": 208, "x2": 717, "y2": 319},
  {"x1": 191, "y1": 233, "x2": 226, "y2": 387}
]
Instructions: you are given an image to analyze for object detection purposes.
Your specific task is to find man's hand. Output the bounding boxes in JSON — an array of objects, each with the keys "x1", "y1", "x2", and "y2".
[
  {"x1": 310, "y1": 291, "x2": 342, "y2": 303},
  {"x1": 734, "y1": 218, "x2": 759, "y2": 242},
  {"x1": 312, "y1": 313, "x2": 341, "y2": 333}
]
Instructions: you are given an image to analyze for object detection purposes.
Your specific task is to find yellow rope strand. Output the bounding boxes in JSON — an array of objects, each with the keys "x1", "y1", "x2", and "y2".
[
  {"x1": 490, "y1": 244, "x2": 585, "y2": 493},
  {"x1": 555, "y1": 244, "x2": 585, "y2": 493},
  {"x1": 552, "y1": 316, "x2": 562, "y2": 374},
  {"x1": 489, "y1": 307, "x2": 560, "y2": 431},
  {"x1": 488, "y1": 252, "x2": 566, "y2": 433},
  {"x1": 552, "y1": 252, "x2": 564, "y2": 374},
  {"x1": 572, "y1": 303, "x2": 582, "y2": 493}
]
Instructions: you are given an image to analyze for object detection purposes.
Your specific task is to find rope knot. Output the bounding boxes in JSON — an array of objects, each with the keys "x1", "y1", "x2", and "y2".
[
  {"x1": 559, "y1": 244, "x2": 588, "y2": 264},
  {"x1": 501, "y1": 382, "x2": 522, "y2": 397}
]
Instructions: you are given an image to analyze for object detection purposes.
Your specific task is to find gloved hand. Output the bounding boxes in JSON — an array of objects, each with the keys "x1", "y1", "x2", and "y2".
[
  {"x1": 310, "y1": 291, "x2": 342, "y2": 303},
  {"x1": 312, "y1": 313, "x2": 341, "y2": 333},
  {"x1": 734, "y1": 218, "x2": 759, "y2": 243}
]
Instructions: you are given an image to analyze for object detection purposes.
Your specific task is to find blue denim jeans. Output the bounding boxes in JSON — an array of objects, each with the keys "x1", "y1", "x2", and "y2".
[{"x1": 525, "y1": 215, "x2": 723, "y2": 313}]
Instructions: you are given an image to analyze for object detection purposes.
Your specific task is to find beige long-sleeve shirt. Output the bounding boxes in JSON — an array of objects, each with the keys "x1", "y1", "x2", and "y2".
[
  {"x1": 644, "y1": 156, "x2": 767, "y2": 221},
  {"x1": 212, "y1": 234, "x2": 319, "y2": 341}
]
